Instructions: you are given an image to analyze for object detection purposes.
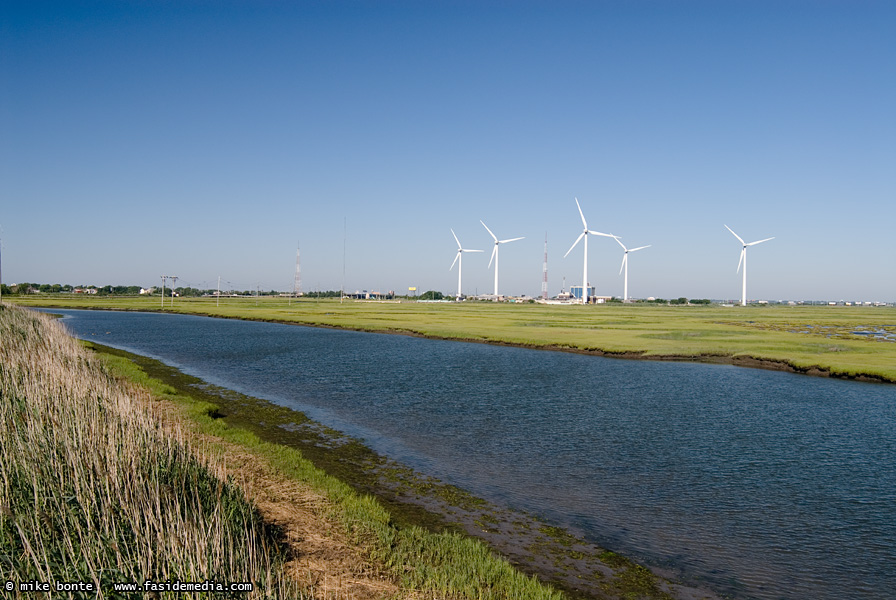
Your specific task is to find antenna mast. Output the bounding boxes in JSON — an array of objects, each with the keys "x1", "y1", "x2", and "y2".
[
  {"x1": 300, "y1": 243, "x2": 302, "y2": 298},
  {"x1": 542, "y1": 232, "x2": 548, "y2": 300}
]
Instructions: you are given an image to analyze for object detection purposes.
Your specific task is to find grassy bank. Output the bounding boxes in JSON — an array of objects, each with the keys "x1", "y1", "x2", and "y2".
[
  {"x1": 88, "y1": 342, "x2": 699, "y2": 600},
  {"x1": 11, "y1": 295, "x2": 896, "y2": 382},
  {"x1": 1, "y1": 304, "x2": 570, "y2": 599},
  {"x1": 0, "y1": 304, "x2": 298, "y2": 597}
]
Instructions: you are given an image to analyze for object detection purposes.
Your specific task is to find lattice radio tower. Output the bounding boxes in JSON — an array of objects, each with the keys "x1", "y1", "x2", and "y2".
[
  {"x1": 541, "y1": 233, "x2": 548, "y2": 300},
  {"x1": 294, "y1": 243, "x2": 302, "y2": 298}
]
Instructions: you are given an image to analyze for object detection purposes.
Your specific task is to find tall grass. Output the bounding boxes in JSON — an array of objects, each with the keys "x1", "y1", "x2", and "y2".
[{"x1": 0, "y1": 305, "x2": 301, "y2": 597}]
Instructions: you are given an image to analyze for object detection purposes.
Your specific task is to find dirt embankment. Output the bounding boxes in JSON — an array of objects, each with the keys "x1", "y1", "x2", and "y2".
[{"x1": 138, "y1": 392, "x2": 409, "y2": 600}]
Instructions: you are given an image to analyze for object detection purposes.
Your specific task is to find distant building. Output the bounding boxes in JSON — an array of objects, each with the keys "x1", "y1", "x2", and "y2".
[{"x1": 570, "y1": 285, "x2": 595, "y2": 301}]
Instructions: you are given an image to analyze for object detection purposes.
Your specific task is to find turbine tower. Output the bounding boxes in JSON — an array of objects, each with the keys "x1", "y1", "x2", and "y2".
[
  {"x1": 725, "y1": 225, "x2": 774, "y2": 306},
  {"x1": 541, "y1": 233, "x2": 548, "y2": 300},
  {"x1": 450, "y1": 229, "x2": 483, "y2": 300},
  {"x1": 563, "y1": 198, "x2": 616, "y2": 304},
  {"x1": 615, "y1": 238, "x2": 651, "y2": 303},
  {"x1": 480, "y1": 220, "x2": 524, "y2": 297}
]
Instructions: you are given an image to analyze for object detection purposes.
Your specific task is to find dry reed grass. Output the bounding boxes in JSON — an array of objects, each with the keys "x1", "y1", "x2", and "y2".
[{"x1": 0, "y1": 304, "x2": 305, "y2": 597}]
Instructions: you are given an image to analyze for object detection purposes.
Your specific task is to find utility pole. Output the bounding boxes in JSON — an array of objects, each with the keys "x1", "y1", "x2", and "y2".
[
  {"x1": 169, "y1": 276, "x2": 178, "y2": 306},
  {"x1": 160, "y1": 275, "x2": 167, "y2": 308},
  {"x1": 217, "y1": 276, "x2": 221, "y2": 307}
]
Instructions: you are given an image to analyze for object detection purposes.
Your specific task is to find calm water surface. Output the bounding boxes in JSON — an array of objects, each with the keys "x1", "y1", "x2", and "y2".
[{"x1": 50, "y1": 309, "x2": 896, "y2": 600}]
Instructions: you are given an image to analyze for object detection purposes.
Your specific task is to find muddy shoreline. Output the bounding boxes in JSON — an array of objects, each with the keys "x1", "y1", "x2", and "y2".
[{"x1": 83, "y1": 339, "x2": 727, "y2": 600}]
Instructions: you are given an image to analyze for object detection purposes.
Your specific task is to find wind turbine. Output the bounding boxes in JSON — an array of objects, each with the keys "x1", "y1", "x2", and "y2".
[
  {"x1": 480, "y1": 220, "x2": 524, "y2": 297},
  {"x1": 725, "y1": 225, "x2": 774, "y2": 306},
  {"x1": 615, "y1": 237, "x2": 651, "y2": 303},
  {"x1": 450, "y1": 229, "x2": 483, "y2": 300},
  {"x1": 563, "y1": 198, "x2": 616, "y2": 304}
]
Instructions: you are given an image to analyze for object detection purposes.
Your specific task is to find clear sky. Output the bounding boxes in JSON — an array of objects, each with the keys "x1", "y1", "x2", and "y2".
[{"x1": 2, "y1": 0, "x2": 894, "y2": 302}]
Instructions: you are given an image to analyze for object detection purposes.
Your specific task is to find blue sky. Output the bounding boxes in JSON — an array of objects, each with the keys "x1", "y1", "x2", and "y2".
[{"x1": 2, "y1": 0, "x2": 894, "y2": 301}]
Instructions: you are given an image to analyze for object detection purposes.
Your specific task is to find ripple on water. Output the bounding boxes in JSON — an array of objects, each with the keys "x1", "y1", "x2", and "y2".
[{"x1": 51, "y1": 309, "x2": 896, "y2": 600}]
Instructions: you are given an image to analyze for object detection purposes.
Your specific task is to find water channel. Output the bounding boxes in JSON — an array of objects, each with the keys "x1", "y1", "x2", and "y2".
[{"x1": 47, "y1": 309, "x2": 896, "y2": 600}]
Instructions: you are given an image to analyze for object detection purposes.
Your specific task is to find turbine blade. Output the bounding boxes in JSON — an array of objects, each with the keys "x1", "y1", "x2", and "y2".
[
  {"x1": 564, "y1": 232, "x2": 585, "y2": 258},
  {"x1": 725, "y1": 224, "x2": 745, "y2": 245},
  {"x1": 488, "y1": 245, "x2": 497, "y2": 268},
  {"x1": 630, "y1": 245, "x2": 651, "y2": 252},
  {"x1": 464, "y1": 249, "x2": 484, "y2": 253},
  {"x1": 737, "y1": 248, "x2": 745, "y2": 273},
  {"x1": 588, "y1": 230, "x2": 615, "y2": 238},
  {"x1": 619, "y1": 254, "x2": 627, "y2": 275},
  {"x1": 499, "y1": 236, "x2": 524, "y2": 244},
  {"x1": 747, "y1": 237, "x2": 774, "y2": 246},
  {"x1": 480, "y1": 220, "x2": 497, "y2": 241},
  {"x1": 614, "y1": 236, "x2": 627, "y2": 250},
  {"x1": 450, "y1": 252, "x2": 459, "y2": 270},
  {"x1": 451, "y1": 228, "x2": 462, "y2": 249},
  {"x1": 575, "y1": 197, "x2": 587, "y2": 229}
]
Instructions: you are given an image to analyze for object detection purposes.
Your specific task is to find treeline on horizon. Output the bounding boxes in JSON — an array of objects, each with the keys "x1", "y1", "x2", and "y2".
[
  {"x1": 3, "y1": 283, "x2": 714, "y2": 304},
  {"x1": 0, "y1": 282, "x2": 346, "y2": 298}
]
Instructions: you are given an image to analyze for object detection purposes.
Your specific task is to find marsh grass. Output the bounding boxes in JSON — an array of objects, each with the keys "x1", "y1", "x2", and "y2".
[{"x1": 0, "y1": 305, "x2": 301, "y2": 597}]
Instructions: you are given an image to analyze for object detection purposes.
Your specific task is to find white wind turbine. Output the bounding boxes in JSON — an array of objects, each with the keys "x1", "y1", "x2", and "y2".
[
  {"x1": 450, "y1": 229, "x2": 483, "y2": 300},
  {"x1": 615, "y1": 237, "x2": 651, "y2": 303},
  {"x1": 725, "y1": 225, "x2": 774, "y2": 306},
  {"x1": 563, "y1": 198, "x2": 616, "y2": 304},
  {"x1": 480, "y1": 220, "x2": 524, "y2": 297}
]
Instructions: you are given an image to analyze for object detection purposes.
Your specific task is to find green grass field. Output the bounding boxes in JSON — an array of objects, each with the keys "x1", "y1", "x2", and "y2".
[{"x1": 11, "y1": 295, "x2": 896, "y2": 382}]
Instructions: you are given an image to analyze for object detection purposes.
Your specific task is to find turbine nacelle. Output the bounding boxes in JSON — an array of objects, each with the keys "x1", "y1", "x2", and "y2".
[
  {"x1": 449, "y1": 229, "x2": 482, "y2": 271},
  {"x1": 615, "y1": 237, "x2": 651, "y2": 275},
  {"x1": 726, "y1": 225, "x2": 773, "y2": 272},
  {"x1": 480, "y1": 221, "x2": 524, "y2": 290}
]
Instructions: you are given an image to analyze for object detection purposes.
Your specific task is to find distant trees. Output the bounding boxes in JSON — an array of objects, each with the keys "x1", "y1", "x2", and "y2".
[
  {"x1": 174, "y1": 287, "x2": 203, "y2": 297},
  {"x1": 12, "y1": 283, "x2": 36, "y2": 294},
  {"x1": 98, "y1": 285, "x2": 143, "y2": 296},
  {"x1": 419, "y1": 290, "x2": 444, "y2": 300}
]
